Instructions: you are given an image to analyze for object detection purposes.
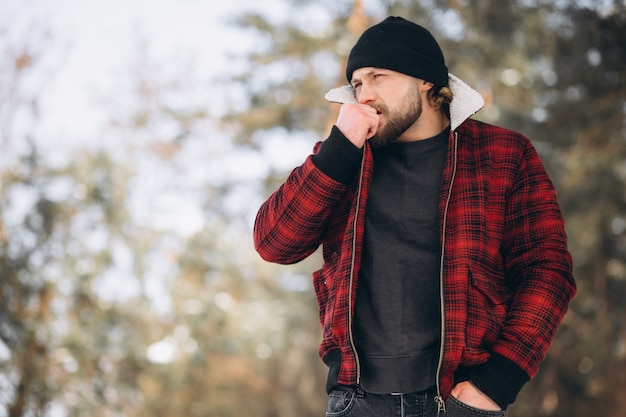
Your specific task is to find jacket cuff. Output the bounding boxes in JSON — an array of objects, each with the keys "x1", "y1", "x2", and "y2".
[
  {"x1": 311, "y1": 126, "x2": 363, "y2": 184},
  {"x1": 469, "y1": 353, "x2": 531, "y2": 410}
]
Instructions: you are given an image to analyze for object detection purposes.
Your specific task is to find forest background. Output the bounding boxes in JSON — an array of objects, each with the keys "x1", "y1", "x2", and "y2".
[{"x1": 1, "y1": 0, "x2": 625, "y2": 416}]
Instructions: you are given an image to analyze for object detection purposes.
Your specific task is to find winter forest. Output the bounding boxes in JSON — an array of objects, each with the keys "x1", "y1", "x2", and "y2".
[{"x1": 1, "y1": 0, "x2": 625, "y2": 416}]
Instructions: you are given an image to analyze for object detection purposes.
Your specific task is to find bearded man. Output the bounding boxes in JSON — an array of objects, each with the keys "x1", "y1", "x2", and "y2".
[{"x1": 254, "y1": 16, "x2": 575, "y2": 417}]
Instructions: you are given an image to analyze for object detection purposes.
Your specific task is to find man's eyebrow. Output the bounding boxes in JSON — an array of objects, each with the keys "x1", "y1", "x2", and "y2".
[{"x1": 351, "y1": 70, "x2": 377, "y2": 85}]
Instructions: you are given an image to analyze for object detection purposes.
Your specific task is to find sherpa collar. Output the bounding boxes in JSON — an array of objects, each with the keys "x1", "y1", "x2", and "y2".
[{"x1": 324, "y1": 73, "x2": 484, "y2": 131}]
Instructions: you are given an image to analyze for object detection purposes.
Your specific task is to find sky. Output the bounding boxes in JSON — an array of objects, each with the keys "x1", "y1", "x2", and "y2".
[{"x1": 2, "y1": 0, "x2": 255, "y2": 148}]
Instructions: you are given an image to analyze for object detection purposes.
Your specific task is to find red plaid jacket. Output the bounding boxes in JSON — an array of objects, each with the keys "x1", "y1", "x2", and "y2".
[{"x1": 254, "y1": 118, "x2": 575, "y2": 404}]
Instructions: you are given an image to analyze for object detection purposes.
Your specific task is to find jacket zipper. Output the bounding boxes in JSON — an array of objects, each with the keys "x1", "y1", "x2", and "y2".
[
  {"x1": 348, "y1": 150, "x2": 366, "y2": 385},
  {"x1": 435, "y1": 132, "x2": 458, "y2": 413}
]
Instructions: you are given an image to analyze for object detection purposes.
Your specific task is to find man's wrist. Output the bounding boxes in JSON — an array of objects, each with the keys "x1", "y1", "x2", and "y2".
[
  {"x1": 468, "y1": 353, "x2": 531, "y2": 409},
  {"x1": 311, "y1": 126, "x2": 363, "y2": 184}
]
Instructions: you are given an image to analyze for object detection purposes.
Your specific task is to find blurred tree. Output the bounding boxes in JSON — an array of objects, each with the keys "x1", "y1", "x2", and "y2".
[
  {"x1": 511, "y1": 5, "x2": 626, "y2": 417},
  {"x1": 0, "y1": 134, "x2": 157, "y2": 416},
  {"x1": 1, "y1": 24, "x2": 203, "y2": 417}
]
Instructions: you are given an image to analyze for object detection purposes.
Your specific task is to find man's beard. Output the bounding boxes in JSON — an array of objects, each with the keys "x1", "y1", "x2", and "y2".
[{"x1": 369, "y1": 84, "x2": 423, "y2": 148}]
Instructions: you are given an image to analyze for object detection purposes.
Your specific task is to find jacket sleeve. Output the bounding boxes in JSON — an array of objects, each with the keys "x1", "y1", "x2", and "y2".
[
  {"x1": 253, "y1": 127, "x2": 363, "y2": 264},
  {"x1": 472, "y1": 137, "x2": 576, "y2": 408}
]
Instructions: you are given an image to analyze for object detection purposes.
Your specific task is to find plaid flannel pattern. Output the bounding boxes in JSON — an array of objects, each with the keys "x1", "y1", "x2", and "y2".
[{"x1": 254, "y1": 118, "x2": 575, "y2": 399}]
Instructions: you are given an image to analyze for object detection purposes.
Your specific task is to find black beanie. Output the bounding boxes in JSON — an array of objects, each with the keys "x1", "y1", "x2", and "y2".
[{"x1": 346, "y1": 16, "x2": 448, "y2": 87}]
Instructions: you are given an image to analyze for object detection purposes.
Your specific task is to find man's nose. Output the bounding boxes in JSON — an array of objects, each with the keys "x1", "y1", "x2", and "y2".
[{"x1": 357, "y1": 84, "x2": 376, "y2": 105}]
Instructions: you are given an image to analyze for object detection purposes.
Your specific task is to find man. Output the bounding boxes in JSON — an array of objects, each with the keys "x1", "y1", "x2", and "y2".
[{"x1": 254, "y1": 16, "x2": 575, "y2": 416}]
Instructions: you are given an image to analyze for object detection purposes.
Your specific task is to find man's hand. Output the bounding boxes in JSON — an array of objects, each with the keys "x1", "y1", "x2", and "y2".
[
  {"x1": 335, "y1": 103, "x2": 379, "y2": 148},
  {"x1": 451, "y1": 381, "x2": 501, "y2": 411}
]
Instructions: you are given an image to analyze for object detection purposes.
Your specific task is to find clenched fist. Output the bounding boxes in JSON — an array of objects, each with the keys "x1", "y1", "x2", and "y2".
[{"x1": 335, "y1": 103, "x2": 380, "y2": 148}]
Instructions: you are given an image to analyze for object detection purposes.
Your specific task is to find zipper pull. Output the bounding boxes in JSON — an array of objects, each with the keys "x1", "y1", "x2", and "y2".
[{"x1": 435, "y1": 396, "x2": 446, "y2": 414}]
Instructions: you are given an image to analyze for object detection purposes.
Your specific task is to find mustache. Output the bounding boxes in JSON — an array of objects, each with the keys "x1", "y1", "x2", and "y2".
[{"x1": 370, "y1": 104, "x2": 386, "y2": 115}]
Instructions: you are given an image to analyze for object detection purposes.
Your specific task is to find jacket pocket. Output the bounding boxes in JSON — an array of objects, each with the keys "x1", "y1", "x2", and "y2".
[{"x1": 464, "y1": 268, "x2": 509, "y2": 359}]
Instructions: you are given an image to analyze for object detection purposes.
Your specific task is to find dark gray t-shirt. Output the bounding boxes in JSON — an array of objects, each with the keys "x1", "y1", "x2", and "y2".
[{"x1": 354, "y1": 127, "x2": 449, "y2": 394}]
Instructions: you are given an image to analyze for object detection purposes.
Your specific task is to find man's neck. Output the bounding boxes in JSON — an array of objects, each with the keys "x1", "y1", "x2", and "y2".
[{"x1": 397, "y1": 109, "x2": 450, "y2": 142}]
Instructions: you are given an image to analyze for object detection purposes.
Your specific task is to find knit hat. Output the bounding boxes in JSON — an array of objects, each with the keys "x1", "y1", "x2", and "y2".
[{"x1": 345, "y1": 16, "x2": 449, "y2": 87}]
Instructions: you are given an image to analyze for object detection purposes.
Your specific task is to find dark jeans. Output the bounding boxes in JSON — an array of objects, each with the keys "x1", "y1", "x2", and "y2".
[{"x1": 325, "y1": 386, "x2": 506, "y2": 417}]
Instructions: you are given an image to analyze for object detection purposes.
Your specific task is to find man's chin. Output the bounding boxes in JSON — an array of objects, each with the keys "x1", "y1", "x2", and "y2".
[{"x1": 368, "y1": 133, "x2": 394, "y2": 148}]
